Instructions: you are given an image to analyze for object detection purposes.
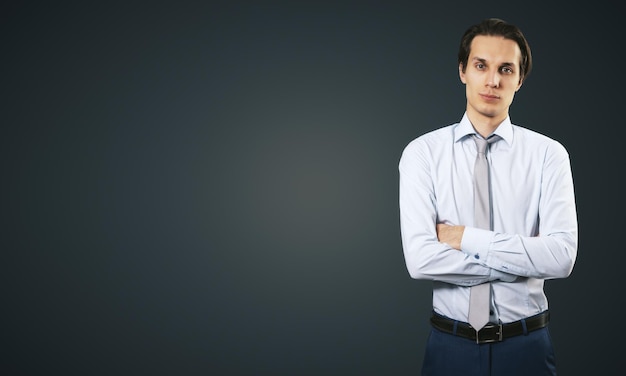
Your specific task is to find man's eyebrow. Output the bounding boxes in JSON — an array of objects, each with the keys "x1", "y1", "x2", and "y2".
[{"x1": 471, "y1": 57, "x2": 517, "y2": 67}]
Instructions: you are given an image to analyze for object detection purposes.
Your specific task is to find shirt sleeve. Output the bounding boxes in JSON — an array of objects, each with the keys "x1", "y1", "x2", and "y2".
[
  {"x1": 460, "y1": 141, "x2": 578, "y2": 279},
  {"x1": 399, "y1": 139, "x2": 514, "y2": 286}
]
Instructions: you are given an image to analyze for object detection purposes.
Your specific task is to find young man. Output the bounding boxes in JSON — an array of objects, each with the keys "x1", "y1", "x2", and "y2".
[{"x1": 398, "y1": 18, "x2": 577, "y2": 375}]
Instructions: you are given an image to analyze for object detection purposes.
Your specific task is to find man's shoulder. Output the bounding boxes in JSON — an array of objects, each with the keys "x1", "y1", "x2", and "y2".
[
  {"x1": 511, "y1": 123, "x2": 570, "y2": 155},
  {"x1": 406, "y1": 123, "x2": 458, "y2": 148},
  {"x1": 400, "y1": 123, "x2": 458, "y2": 167},
  {"x1": 512, "y1": 124, "x2": 565, "y2": 145}
]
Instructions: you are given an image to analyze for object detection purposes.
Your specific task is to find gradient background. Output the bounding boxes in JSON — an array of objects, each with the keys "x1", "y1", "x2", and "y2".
[{"x1": 3, "y1": 1, "x2": 623, "y2": 375}]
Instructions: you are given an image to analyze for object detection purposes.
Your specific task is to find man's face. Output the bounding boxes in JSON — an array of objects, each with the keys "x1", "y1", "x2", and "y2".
[{"x1": 459, "y1": 35, "x2": 523, "y2": 123}]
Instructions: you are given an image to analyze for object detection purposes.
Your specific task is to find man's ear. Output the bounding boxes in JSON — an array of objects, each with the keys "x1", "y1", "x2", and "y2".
[
  {"x1": 459, "y1": 63, "x2": 466, "y2": 84},
  {"x1": 515, "y1": 78, "x2": 523, "y2": 92}
]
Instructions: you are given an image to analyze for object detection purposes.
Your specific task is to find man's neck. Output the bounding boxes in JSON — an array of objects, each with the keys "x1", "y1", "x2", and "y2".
[{"x1": 467, "y1": 112, "x2": 507, "y2": 138}]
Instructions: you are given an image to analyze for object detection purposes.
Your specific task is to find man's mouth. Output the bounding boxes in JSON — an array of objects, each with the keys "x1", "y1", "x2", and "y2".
[{"x1": 480, "y1": 93, "x2": 500, "y2": 101}]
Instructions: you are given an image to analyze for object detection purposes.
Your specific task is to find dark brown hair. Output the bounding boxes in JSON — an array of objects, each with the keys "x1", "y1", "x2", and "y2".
[{"x1": 458, "y1": 18, "x2": 533, "y2": 84}]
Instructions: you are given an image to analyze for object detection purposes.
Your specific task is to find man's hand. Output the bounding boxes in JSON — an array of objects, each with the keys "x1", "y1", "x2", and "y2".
[{"x1": 436, "y1": 223, "x2": 465, "y2": 250}]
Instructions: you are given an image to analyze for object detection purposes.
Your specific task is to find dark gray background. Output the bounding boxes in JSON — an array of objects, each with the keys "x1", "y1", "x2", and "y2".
[{"x1": 3, "y1": 1, "x2": 622, "y2": 375}]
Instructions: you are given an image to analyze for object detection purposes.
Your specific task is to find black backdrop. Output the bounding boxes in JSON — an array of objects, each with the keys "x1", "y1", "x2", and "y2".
[{"x1": 3, "y1": 1, "x2": 623, "y2": 375}]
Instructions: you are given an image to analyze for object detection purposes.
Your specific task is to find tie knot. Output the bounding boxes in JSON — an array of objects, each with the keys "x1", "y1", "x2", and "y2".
[{"x1": 473, "y1": 134, "x2": 499, "y2": 154}]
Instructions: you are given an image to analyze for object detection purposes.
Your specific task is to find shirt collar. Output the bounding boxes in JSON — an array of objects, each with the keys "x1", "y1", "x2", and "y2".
[{"x1": 454, "y1": 112, "x2": 513, "y2": 145}]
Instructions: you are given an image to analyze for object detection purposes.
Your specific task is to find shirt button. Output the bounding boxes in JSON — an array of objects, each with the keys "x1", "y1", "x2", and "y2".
[{"x1": 474, "y1": 254, "x2": 480, "y2": 259}]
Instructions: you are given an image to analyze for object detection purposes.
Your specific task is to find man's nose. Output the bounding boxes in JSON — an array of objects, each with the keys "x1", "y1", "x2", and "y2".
[{"x1": 486, "y1": 70, "x2": 499, "y2": 88}]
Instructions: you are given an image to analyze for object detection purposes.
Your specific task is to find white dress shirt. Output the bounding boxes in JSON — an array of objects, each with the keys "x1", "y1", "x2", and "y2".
[{"x1": 398, "y1": 113, "x2": 578, "y2": 323}]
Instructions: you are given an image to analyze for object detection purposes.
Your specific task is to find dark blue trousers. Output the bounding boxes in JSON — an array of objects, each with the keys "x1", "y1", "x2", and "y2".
[{"x1": 421, "y1": 325, "x2": 557, "y2": 375}]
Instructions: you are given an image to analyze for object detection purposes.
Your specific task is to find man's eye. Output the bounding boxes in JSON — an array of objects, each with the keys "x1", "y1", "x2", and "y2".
[
  {"x1": 501, "y1": 67, "x2": 513, "y2": 74},
  {"x1": 476, "y1": 63, "x2": 485, "y2": 69}
]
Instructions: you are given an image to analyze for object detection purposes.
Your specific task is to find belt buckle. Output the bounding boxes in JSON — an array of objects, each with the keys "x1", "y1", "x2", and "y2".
[{"x1": 475, "y1": 323, "x2": 503, "y2": 344}]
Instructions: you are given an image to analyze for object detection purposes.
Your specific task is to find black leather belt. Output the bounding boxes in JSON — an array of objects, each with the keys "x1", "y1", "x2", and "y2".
[{"x1": 430, "y1": 310, "x2": 550, "y2": 344}]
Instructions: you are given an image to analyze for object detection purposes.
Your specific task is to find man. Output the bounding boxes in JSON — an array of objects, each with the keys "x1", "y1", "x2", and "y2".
[{"x1": 398, "y1": 18, "x2": 577, "y2": 375}]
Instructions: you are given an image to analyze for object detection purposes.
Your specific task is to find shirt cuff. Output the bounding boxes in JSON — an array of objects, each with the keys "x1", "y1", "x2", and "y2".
[{"x1": 460, "y1": 226, "x2": 493, "y2": 262}]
